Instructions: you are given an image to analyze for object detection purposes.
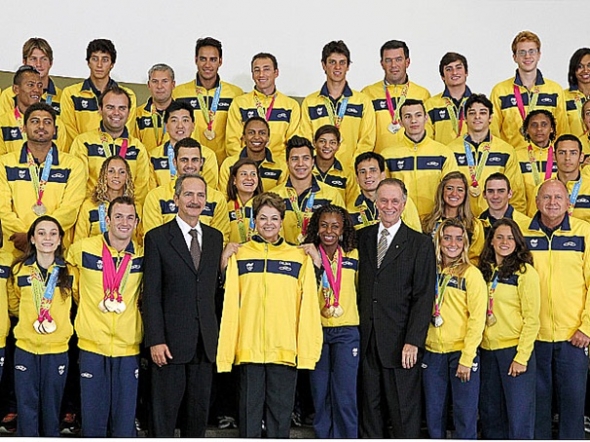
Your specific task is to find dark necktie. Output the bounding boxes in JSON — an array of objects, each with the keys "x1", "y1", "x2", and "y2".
[
  {"x1": 189, "y1": 229, "x2": 201, "y2": 270},
  {"x1": 377, "y1": 229, "x2": 390, "y2": 268}
]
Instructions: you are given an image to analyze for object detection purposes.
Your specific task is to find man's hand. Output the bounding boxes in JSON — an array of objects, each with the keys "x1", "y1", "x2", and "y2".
[
  {"x1": 9, "y1": 232, "x2": 28, "y2": 252},
  {"x1": 401, "y1": 344, "x2": 418, "y2": 369},
  {"x1": 569, "y1": 330, "x2": 590, "y2": 349},
  {"x1": 150, "y1": 344, "x2": 173, "y2": 367},
  {"x1": 455, "y1": 363, "x2": 471, "y2": 382}
]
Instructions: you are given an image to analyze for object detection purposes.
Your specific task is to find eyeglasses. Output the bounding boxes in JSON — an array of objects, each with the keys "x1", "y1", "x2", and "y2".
[{"x1": 516, "y1": 48, "x2": 539, "y2": 58}]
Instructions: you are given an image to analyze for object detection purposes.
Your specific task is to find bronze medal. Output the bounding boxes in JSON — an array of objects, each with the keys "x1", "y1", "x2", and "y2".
[
  {"x1": 32, "y1": 203, "x2": 47, "y2": 216},
  {"x1": 204, "y1": 129, "x2": 216, "y2": 141},
  {"x1": 321, "y1": 306, "x2": 333, "y2": 318},
  {"x1": 486, "y1": 313, "x2": 497, "y2": 327}
]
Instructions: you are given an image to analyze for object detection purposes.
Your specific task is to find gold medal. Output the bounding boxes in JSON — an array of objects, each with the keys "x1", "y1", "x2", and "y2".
[
  {"x1": 432, "y1": 315, "x2": 444, "y2": 327},
  {"x1": 297, "y1": 233, "x2": 305, "y2": 245},
  {"x1": 321, "y1": 306, "x2": 333, "y2": 318},
  {"x1": 333, "y1": 305, "x2": 344, "y2": 318},
  {"x1": 204, "y1": 129, "x2": 216, "y2": 140},
  {"x1": 486, "y1": 313, "x2": 497, "y2": 327},
  {"x1": 469, "y1": 186, "x2": 481, "y2": 198},
  {"x1": 32, "y1": 203, "x2": 47, "y2": 216},
  {"x1": 388, "y1": 122, "x2": 401, "y2": 134}
]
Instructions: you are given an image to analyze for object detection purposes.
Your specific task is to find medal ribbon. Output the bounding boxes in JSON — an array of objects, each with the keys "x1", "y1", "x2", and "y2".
[
  {"x1": 151, "y1": 104, "x2": 166, "y2": 146},
  {"x1": 383, "y1": 82, "x2": 409, "y2": 124},
  {"x1": 544, "y1": 146, "x2": 554, "y2": 180},
  {"x1": 487, "y1": 271, "x2": 499, "y2": 317},
  {"x1": 319, "y1": 245, "x2": 343, "y2": 308},
  {"x1": 253, "y1": 91, "x2": 277, "y2": 121},
  {"x1": 444, "y1": 97, "x2": 466, "y2": 137},
  {"x1": 166, "y1": 142, "x2": 177, "y2": 178},
  {"x1": 45, "y1": 94, "x2": 53, "y2": 106},
  {"x1": 234, "y1": 200, "x2": 254, "y2": 243},
  {"x1": 288, "y1": 189, "x2": 315, "y2": 236},
  {"x1": 323, "y1": 96, "x2": 349, "y2": 128},
  {"x1": 463, "y1": 138, "x2": 491, "y2": 188},
  {"x1": 102, "y1": 242, "x2": 132, "y2": 303},
  {"x1": 568, "y1": 178, "x2": 583, "y2": 215},
  {"x1": 526, "y1": 144, "x2": 542, "y2": 186},
  {"x1": 27, "y1": 148, "x2": 53, "y2": 207},
  {"x1": 100, "y1": 133, "x2": 129, "y2": 158},
  {"x1": 196, "y1": 82, "x2": 222, "y2": 131},
  {"x1": 98, "y1": 202, "x2": 108, "y2": 233},
  {"x1": 32, "y1": 265, "x2": 60, "y2": 324},
  {"x1": 14, "y1": 107, "x2": 27, "y2": 142},
  {"x1": 434, "y1": 270, "x2": 453, "y2": 318},
  {"x1": 513, "y1": 85, "x2": 540, "y2": 121}
]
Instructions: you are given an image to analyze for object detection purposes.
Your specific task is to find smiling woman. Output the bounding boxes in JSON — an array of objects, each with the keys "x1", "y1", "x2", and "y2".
[{"x1": 217, "y1": 191, "x2": 323, "y2": 438}]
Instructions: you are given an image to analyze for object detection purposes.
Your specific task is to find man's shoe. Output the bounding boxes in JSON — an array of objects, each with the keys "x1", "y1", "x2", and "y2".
[{"x1": 0, "y1": 413, "x2": 17, "y2": 434}]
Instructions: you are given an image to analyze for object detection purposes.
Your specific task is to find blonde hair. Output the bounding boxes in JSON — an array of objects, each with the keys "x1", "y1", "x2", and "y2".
[
  {"x1": 511, "y1": 31, "x2": 541, "y2": 54},
  {"x1": 435, "y1": 218, "x2": 471, "y2": 278},
  {"x1": 422, "y1": 171, "x2": 475, "y2": 235},
  {"x1": 91, "y1": 156, "x2": 135, "y2": 204}
]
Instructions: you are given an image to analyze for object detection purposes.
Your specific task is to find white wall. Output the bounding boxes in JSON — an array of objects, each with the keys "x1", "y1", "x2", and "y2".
[{"x1": 1, "y1": 0, "x2": 588, "y2": 96}]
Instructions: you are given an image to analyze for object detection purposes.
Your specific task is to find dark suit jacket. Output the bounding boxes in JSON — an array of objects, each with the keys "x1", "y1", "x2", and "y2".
[
  {"x1": 357, "y1": 222, "x2": 436, "y2": 368},
  {"x1": 142, "y1": 219, "x2": 223, "y2": 364}
]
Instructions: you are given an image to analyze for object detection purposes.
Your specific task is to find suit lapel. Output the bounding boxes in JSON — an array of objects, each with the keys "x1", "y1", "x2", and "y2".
[
  {"x1": 169, "y1": 221, "x2": 198, "y2": 275},
  {"x1": 362, "y1": 225, "x2": 379, "y2": 270},
  {"x1": 378, "y1": 223, "x2": 408, "y2": 272}
]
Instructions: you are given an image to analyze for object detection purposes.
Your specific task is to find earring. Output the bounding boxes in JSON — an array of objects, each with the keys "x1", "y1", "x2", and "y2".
[{"x1": 339, "y1": 235, "x2": 343, "y2": 242}]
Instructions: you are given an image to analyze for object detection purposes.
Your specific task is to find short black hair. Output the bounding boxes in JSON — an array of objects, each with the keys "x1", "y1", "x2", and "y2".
[
  {"x1": 86, "y1": 39, "x2": 117, "y2": 64},
  {"x1": 174, "y1": 137, "x2": 202, "y2": 160},
  {"x1": 321, "y1": 40, "x2": 351, "y2": 65},
  {"x1": 484, "y1": 172, "x2": 512, "y2": 192},
  {"x1": 465, "y1": 93, "x2": 493, "y2": 115},
  {"x1": 380, "y1": 40, "x2": 409, "y2": 59},
  {"x1": 286, "y1": 135, "x2": 314, "y2": 161},
  {"x1": 195, "y1": 37, "x2": 222, "y2": 58},
  {"x1": 98, "y1": 85, "x2": 131, "y2": 109},
  {"x1": 355, "y1": 152, "x2": 385, "y2": 174},
  {"x1": 164, "y1": 101, "x2": 194, "y2": 124},
  {"x1": 107, "y1": 195, "x2": 136, "y2": 218},
  {"x1": 439, "y1": 52, "x2": 468, "y2": 77},
  {"x1": 399, "y1": 98, "x2": 426, "y2": 114},
  {"x1": 554, "y1": 134, "x2": 583, "y2": 154},
  {"x1": 251, "y1": 52, "x2": 278, "y2": 70},
  {"x1": 13, "y1": 65, "x2": 40, "y2": 86},
  {"x1": 24, "y1": 102, "x2": 56, "y2": 125}
]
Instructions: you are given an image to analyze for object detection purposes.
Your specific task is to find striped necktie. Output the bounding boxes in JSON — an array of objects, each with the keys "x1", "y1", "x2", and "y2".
[
  {"x1": 189, "y1": 229, "x2": 201, "y2": 270},
  {"x1": 377, "y1": 228, "x2": 390, "y2": 268}
]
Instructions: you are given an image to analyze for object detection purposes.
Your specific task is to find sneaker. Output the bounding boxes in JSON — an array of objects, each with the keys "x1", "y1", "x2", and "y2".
[
  {"x1": 291, "y1": 411, "x2": 302, "y2": 427},
  {"x1": 60, "y1": 412, "x2": 80, "y2": 435},
  {"x1": 585, "y1": 416, "x2": 590, "y2": 434},
  {"x1": 0, "y1": 413, "x2": 17, "y2": 434},
  {"x1": 218, "y1": 415, "x2": 237, "y2": 430}
]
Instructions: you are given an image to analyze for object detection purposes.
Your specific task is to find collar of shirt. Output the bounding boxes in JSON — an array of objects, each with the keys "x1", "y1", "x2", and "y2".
[
  {"x1": 175, "y1": 215, "x2": 202, "y2": 249},
  {"x1": 378, "y1": 219, "x2": 402, "y2": 249}
]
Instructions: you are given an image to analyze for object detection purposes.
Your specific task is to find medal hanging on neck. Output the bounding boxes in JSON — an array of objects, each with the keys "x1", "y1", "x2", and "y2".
[
  {"x1": 32, "y1": 265, "x2": 60, "y2": 334},
  {"x1": 514, "y1": 84, "x2": 540, "y2": 137},
  {"x1": 14, "y1": 107, "x2": 27, "y2": 143},
  {"x1": 445, "y1": 96, "x2": 466, "y2": 138},
  {"x1": 289, "y1": 189, "x2": 315, "y2": 244},
  {"x1": 486, "y1": 271, "x2": 499, "y2": 326},
  {"x1": 254, "y1": 91, "x2": 277, "y2": 121},
  {"x1": 100, "y1": 132, "x2": 129, "y2": 158},
  {"x1": 166, "y1": 142, "x2": 177, "y2": 179},
  {"x1": 432, "y1": 270, "x2": 452, "y2": 327},
  {"x1": 464, "y1": 137, "x2": 491, "y2": 198},
  {"x1": 319, "y1": 245, "x2": 344, "y2": 318},
  {"x1": 324, "y1": 96, "x2": 349, "y2": 129},
  {"x1": 197, "y1": 82, "x2": 221, "y2": 141},
  {"x1": 568, "y1": 178, "x2": 582, "y2": 216},
  {"x1": 384, "y1": 82, "x2": 408, "y2": 134},
  {"x1": 28, "y1": 148, "x2": 53, "y2": 216},
  {"x1": 151, "y1": 103, "x2": 166, "y2": 146},
  {"x1": 99, "y1": 242, "x2": 132, "y2": 314},
  {"x1": 526, "y1": 144, "x2": 543, "y2": 186}
]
